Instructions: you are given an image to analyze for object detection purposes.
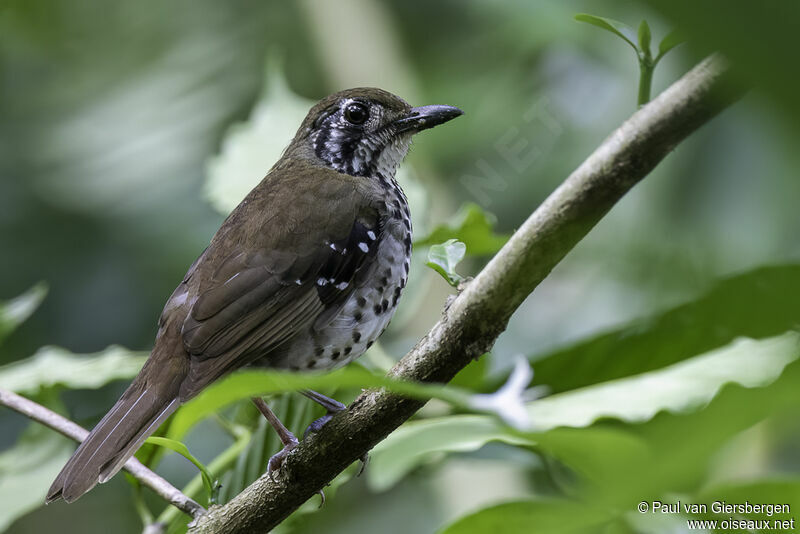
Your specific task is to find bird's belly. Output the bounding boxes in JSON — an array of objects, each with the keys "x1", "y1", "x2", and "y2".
[{"x1": 268, "y1": 229, "x2": 410, "y2": 371}]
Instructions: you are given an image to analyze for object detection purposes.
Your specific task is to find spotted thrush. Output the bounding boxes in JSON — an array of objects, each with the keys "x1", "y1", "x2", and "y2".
[{"x1": 47, "y1": 88, "x2": 463, "y2": 503}]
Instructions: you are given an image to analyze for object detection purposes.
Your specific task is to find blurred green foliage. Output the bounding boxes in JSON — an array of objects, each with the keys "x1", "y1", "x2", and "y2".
[{"x1": 1, "y1": 1, "x2": 800, "y2": 533}]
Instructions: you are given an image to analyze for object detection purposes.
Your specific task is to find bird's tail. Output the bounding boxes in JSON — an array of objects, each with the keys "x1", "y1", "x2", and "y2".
[{"x1": 46, "y1": 359, "x2": 184, "y2": 503}]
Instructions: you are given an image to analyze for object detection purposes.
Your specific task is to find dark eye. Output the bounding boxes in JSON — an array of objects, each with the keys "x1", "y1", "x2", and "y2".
[{"x1": 344, "y1": 102, "x2": 369, "y2": 125}]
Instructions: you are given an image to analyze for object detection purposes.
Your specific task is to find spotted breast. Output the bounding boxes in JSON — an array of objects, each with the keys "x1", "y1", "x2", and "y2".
[{"x1": 269, "y1": 175, "x2": 412, "y2": 371}]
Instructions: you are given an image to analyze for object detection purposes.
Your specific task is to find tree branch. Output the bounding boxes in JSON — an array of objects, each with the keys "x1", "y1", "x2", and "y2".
[
  {"x1": 0, "y1": 387, "x2": 205, "y2": 520},
  {"x1": 194, "y1": 54, "x2": 740, "y2": 533}
]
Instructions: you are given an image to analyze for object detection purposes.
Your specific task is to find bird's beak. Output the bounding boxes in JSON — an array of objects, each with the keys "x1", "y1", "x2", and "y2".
[{"x1": 394, "y1": 105, "x2": 464, "y2": 133}]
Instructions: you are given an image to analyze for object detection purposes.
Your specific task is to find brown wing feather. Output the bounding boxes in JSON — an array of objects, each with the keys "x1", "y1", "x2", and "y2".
[{"x1": 173, "y1": 163, "x2": 384, "y2": 399}]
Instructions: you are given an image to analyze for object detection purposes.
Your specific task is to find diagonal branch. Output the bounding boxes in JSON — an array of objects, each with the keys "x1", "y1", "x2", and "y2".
[
  {"x1": 0, "y1": 387, "x2": 205, "y2": 520},
  {"x1": 186, "y1": 54, "x2": 743, "y2": 533}
]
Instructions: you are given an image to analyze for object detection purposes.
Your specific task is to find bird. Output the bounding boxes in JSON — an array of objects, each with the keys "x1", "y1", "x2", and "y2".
[{"x1": 46, "y1": 87, "x2": 463, "y2": 504}]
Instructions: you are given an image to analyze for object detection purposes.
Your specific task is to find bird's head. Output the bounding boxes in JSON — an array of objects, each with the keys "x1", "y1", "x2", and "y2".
[{"x1": 287, "y1": 87, "x2": 463, "y2": 179}]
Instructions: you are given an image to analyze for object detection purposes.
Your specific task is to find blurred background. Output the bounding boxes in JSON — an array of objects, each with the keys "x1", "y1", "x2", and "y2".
[{"x1": 1, "y1": 1, "x2": 799, "y2": 533}]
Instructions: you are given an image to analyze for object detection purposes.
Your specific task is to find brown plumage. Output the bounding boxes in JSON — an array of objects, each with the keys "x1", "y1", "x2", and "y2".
[{"x1": 47, "y1": 88, "x2": 462, "y2": 503}]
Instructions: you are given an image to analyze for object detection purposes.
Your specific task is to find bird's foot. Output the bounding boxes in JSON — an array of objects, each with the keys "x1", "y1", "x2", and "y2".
[
  {"x1": 301, "y1": 390, "x2": 369, "y2": 475},
  {"x1": 267, "y1": 435, "x2": 299, "y2": 482}
]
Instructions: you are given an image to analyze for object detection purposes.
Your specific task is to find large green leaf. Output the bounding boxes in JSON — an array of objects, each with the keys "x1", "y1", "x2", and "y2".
[
  {"x1": 528, "y1": 333, "x2": 798, "y2": 430},
  {"x1": 415, "y1": 203, "x2": 509, "y2": 256},
  {"x1": 0, "y1": 424, "x2": 73, "y2": 532},
  {"x1": 370, "y1": 334, "x2": 799, "y2": 491},
  {"x1": 369, "y1": 415, "x2": 534, "y2": 492},
  {"x1": 0, "y1": 283, "x2": 47, "y2": 346},
  {"x1": 165, "y1": 365, "x2": 473, "y2": 442},
  {"x1": 203, "y1": 62, "x2": 314, "y2": 215},
  {"x1": 531, "y1": 265, "x2": 800, "y2": 394},
  {"x1": 437, "y1": 356, "x2": 800, "y2": 534},
  {"x1": 0, "y1": 345, "x2": 147, "y2": 394},
  {"x1": 544, "y1": 359, "x2": 800, "y2": 511}
]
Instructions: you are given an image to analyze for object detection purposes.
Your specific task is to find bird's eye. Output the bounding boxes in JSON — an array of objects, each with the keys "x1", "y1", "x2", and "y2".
[{"x1": 344, "y1": 102, "x2": 369, "y2": 125}]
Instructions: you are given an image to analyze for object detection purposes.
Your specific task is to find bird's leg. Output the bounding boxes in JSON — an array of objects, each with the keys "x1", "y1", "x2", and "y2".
[
  {"x1": 250, "y1": 397, "x2": 299, "y2": 481},
  {"x1": 301, "y1": 390, "x2": 369, "y2": 475},
  {"x1": 301, "y1": 390, "x2": 346, "y2": 435}
]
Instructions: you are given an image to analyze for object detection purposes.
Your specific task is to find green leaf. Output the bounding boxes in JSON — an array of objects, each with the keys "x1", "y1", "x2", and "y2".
[
  {"x1": 0, "y1": 283, "x2": 48, "y2": 345},
  {"x1": 531, "y1": 265, "x2": 800, "y2": 394},
  {"x1": 426, "y1": 239, "x2": 466, "y2": 287},
  {"x1": 155, "y1": 424, "x2": 251, "y2": 530},
  {"x1": 574, "y1": 13, "x2": 637, "y2": 51},
  {"x1": 370, "y1": 334, "x2": 799, "y2": 491},
  {"x1": 438, "y1": 499, "x2": 613, "y2": 534},
  {"x1": 165, "y1": 365, "x2": 473, "y2": 443},
  {"x1": 369, "y1": 415, "x2": 534, "y2": 491},
  {"x1": 656, "y1": 29, "x2": 686, "y2": 61},
  {"x1": 414, "y1": 203, "x2": 509, "y2": 256},
  {"x1": 0, "y1": 345, "x2": 147, "y2": 394},
  {"x1": 637, "y1": 20, "x2": 652, "y2": 57},
  {"x1": 204, "y1": 59, "x2": 315, "y2": 215},
  {"x1": 144, "y1": 436, "x2": 219, "y2": 505},
  {"x1": 0, "y1": 424, "x2": 73, "y2": 531},
  {"x1": 529, "y1": 333, "x2": 798, "y2": 429}
]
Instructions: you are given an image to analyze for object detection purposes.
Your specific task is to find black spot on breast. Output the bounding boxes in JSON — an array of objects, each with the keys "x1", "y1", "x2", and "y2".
[
  {"x1": 331, "y1": 350, "x2": 341, "y2": 360},
  {"x1": 357, "y1": 296, "x2": 367, "y2": 307},
  {"x1": 373, "y1": 304, "x2": 383, "y2": 315},
  {"x1": 392, "y1": 287, "x2": 402, "y2": 306},
  {"x1": 344, "y1": 346, "x2": 352, "y2": 355},
  {"x1": 366, "y1": 340, "x2": 374, "y2": 348},
  {"x1": 306, "y1": 361, "x2": 316, "y2": 369},
  {"x1": 314, "y1": 347, "x2": 324, "y2": 357},
  {"x1": 381, "y1": 299, "x2": 389, "y2": 312},
  {"x1": 352, "y1": 331, "x2": 362, "y2": 342},
  {"x1": 403, "y1": 262, "x2": 410, "y2": 274},
  {"x1": 380, "y1": 276, "x2": 389, "y2": 286},
  {"x1": 354, "y1": 311, "x2": 363, "y2": 321}
]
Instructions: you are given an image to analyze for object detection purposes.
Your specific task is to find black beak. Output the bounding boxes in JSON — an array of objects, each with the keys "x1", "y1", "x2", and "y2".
[{"x1": 394, "y1": 104, "x2": 464, "y2": 133}]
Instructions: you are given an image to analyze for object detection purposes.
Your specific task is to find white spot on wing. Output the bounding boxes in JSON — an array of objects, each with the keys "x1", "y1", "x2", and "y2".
[{"x1": 358, "y1": 242, "x2": 369, "y2": 253}]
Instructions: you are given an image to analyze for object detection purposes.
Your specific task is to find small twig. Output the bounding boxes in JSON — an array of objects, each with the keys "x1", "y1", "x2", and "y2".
[{"x1": 0, "y1": 387, "x2": 205, "y2": 520}]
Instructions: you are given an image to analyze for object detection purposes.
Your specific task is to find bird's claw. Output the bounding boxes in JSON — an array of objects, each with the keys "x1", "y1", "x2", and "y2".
[
  {"x1": 303, "y1": 414, "x2": 334, "y2": 439},
  {"x1": 302, "y1": 413, "x2": 369, "y2": 476},
  {"x1": 267, "y1": 438, "x2": 299, "y2": 482}
]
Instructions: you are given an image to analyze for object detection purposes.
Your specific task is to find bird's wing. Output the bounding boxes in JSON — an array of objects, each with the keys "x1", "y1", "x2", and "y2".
[{"x1": 177, "y1": 171, "x2": 383, "y2": 399}]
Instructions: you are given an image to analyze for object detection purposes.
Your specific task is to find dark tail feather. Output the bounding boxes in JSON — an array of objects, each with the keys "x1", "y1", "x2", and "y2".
[{"x1": 46, "y1": 374, "x2": 181, "y2": 503}]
